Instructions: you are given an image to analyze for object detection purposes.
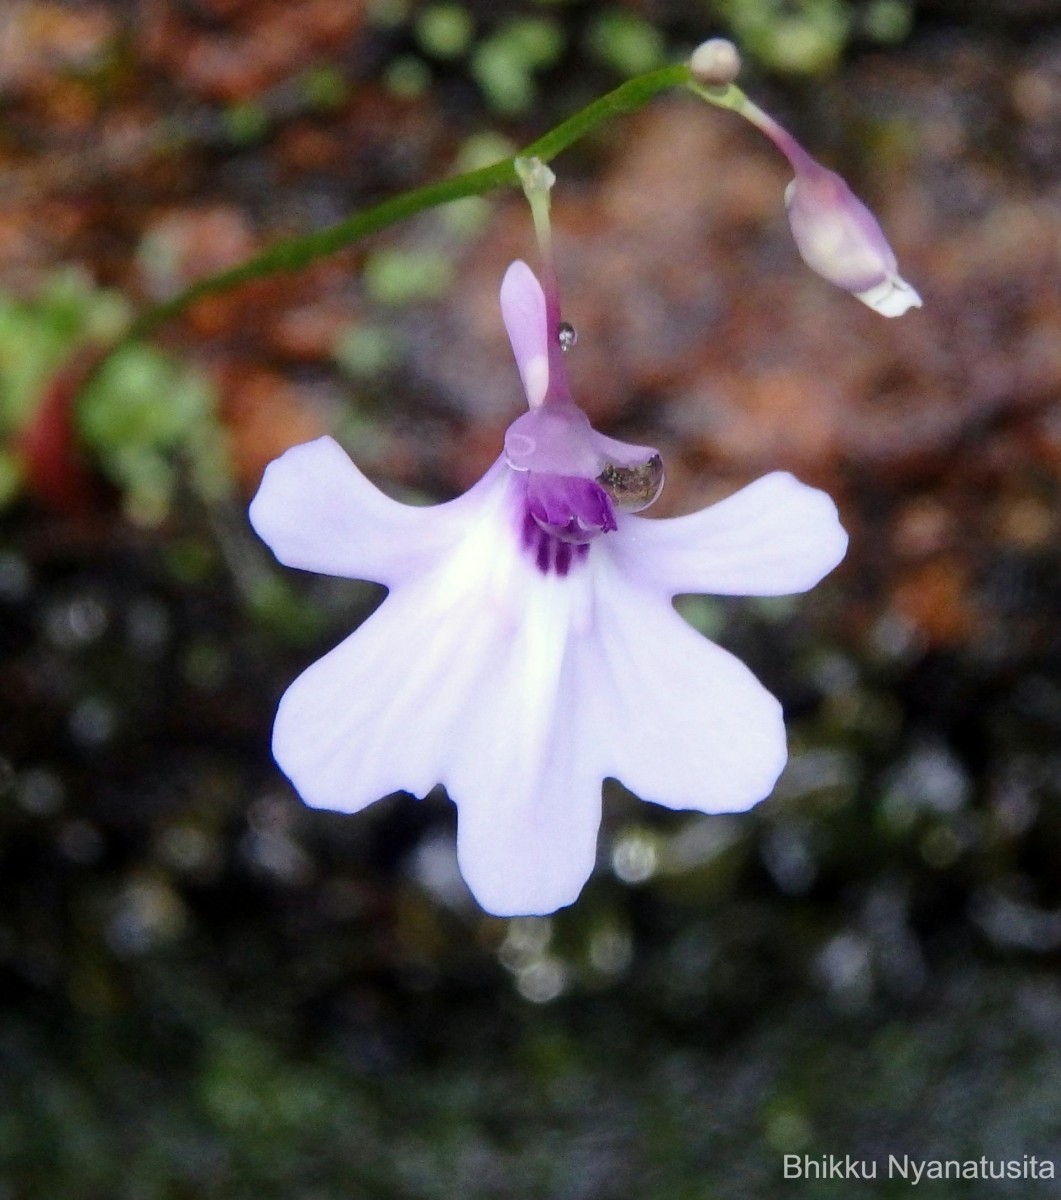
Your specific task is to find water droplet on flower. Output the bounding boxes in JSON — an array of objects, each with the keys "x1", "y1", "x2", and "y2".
[
  {"x1": 557, "y1": 321, "x2": 577, "y2": 352},
  {"x1": 596, "y1": 453, "x2": 664, "y2": 512}
]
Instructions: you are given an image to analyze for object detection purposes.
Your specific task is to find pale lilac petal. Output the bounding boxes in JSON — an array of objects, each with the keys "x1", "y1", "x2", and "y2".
[
  {"x1": 446, "y1": 594, "x2": 602, "y2": 914},
  {"x1": 273, "y1": 582, "x2": 504, "y2": 814},
  {"x1": 609, "y1": 472, "x2": 847, "y2": 598},
  {"x1": 504, "y1": 403, "x2": 602, "y2": 476},
  {"x1": 270, "y1": 459, "x2": 601, "y2": 915},
  {"x1": 249, "y1": 436, "x2": 495, "y2": 588},
  {"x1": 500, "y1": 259, "x2": 549, "y2": 408},
  {"x1": 580, "y1": 567, "x2": 788, "y2": 812},
  {"x1": 453, "y1": 747, "x2": 601, "y2": 918},
  {"x1": 271, "y1": 461, "x2": 520, "y2": 808},
  {"x1": 441, "y1": 543, "x2": 605, "y2": 914}
]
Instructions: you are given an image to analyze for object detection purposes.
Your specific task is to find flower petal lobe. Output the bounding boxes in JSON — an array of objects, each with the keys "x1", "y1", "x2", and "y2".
[
  {"x1": 611, "y1": 472, "x2": 847, "y2": 598},
  {"x1": 250, "y1": 436, "x2": 469, "y2": 587},
  {"x1": 582, "y1": 574, "x2": 788, "y2": 813}
]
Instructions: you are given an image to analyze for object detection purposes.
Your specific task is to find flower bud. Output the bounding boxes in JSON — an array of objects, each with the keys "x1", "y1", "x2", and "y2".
[
  {"x1": 784, "y1": 159, "x2": 921, "y2": 317},
  {"x1": 690, "y1": 38, "x2": 742, "y2": 88}
]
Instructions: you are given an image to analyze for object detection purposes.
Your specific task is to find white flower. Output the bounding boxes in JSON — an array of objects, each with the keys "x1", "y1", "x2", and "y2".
[{"x1": 250, "y1": 261, "x2": 848, "y2": 916}]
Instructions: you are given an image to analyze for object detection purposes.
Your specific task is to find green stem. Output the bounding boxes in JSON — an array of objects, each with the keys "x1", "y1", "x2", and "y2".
[
  {"x1": 124, "y1": 64, "x2": 690, "y2": 344},
  {"x1": 685, "y1": 79, "x2": 748, "y2": 117},
  {"x1": 686, "y1": 79, "x2": 811, "y2": 171}
]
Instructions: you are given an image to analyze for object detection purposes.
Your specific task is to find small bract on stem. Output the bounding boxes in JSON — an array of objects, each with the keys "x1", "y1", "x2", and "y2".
[{"x1": 513, "y1": 157, "x2": 567, "y2": 410}]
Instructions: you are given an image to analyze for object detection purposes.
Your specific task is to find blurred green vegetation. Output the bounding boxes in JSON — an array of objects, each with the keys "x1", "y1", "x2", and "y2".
[
  {"x1": 0, "y1": 271, "x2": 229, "y2": 524},
  {"x1": 3, "y1": 963, "x2": 1059, "y2": 1198},
  {"x1": 371, "y1": 0, "x2": 918, "y2": 117},
  {"x1": 5, "y1": 479, "x2": 1061, "y2": 1194}
]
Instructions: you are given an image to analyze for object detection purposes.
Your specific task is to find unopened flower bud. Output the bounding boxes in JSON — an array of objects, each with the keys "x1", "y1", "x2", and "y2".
[
  {"x1": 689, "y1": 79, "x2": 923, "y2": 318},
  {"x1": 785, "y1": 159, "x2": 921, "y2": 317},
  {"x1": 689, "y1": 39, "x2": 742, "y2": 88}
]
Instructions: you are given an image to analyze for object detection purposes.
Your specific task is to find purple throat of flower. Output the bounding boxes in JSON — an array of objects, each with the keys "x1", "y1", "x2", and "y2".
[
  {"x1": 504, "y1": 384, "x2": 666, "y2": 576},
  {"x1": 517, "y1": 452, "x2": 666, "y2": 575}
]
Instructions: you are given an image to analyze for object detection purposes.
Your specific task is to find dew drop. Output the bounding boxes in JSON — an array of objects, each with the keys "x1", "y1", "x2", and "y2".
[
  {"x1": 597, "y1": 453, "x2": 665, "y2": 512},
  {"x1": 557, "y1": 321, "x2": 577, "y2": 352}
]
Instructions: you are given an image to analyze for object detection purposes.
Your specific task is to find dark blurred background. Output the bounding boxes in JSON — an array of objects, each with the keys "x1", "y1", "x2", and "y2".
[{"x1": 2, "y1": 0, "x2": 1061, "y2": 1196}]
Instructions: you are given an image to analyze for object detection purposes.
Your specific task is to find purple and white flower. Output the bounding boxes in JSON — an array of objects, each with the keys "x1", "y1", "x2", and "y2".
[{"x1": 250, "y1": 259, "x2": 848, "y2": 916}]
